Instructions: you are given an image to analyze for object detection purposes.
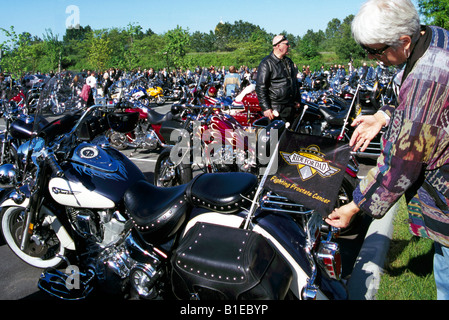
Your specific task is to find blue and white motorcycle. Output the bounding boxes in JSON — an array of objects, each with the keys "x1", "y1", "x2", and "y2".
[{"x1": 0, "y1": 78, "x2": 358, "y2": 300}]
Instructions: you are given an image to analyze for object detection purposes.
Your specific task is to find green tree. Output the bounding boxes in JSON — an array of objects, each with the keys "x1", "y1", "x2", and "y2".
[
  {"x1": 214, "y1": 20, "x2": 269, "y2": 52},
  {"x1": 298, "y1": 30, "x2": 322, "y2": 59},
  {"x1": 122, "y1": 23, "x2": 144, "y2": 70},
  {"x1": 418, "y1": 0, "x2": 449, "y2": 29},
  {"x1": 164, "y1": 26, "x2": 190, "y2": 69},
  {"x1": 190, "y1": 31, "x2": 216, "y2": 52},
  {"x1": 324, "y1": 18, "x2": 342, "y2": 50},
  {"x1": 228, "y1": 34, "x2": 269, "y2": 66},
  {"x1": 214, "y1": 21, "x2": 233, "y2": 51},
  {"x1": 87, "y1": 30, "x2": 112, "y2": 71},
  {"x1": 42, "y1": 29, "x2": 62, "y2": 72},
  {"x1": 334, "y1": 15, "x2": 364, "y2": 61},
  {"x1": 0, "y1": 26, "x2": 33, "y2": 78},
  {"x1": 132, "y1": 34, "x2": 165, "y2": 69},
  {"x1": 63, "y1": 25, "x2": 93, "y2": 43}
]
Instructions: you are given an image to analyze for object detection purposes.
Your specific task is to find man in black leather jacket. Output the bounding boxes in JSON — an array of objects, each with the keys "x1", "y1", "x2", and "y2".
[{"x1": 255, "y1": 35, "x2": 301, "y2": 124}]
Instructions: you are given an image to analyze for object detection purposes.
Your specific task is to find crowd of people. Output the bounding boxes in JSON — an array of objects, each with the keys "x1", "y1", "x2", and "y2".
[{"x1": 0, "y1": 57, "x2": 385, "y2": 105}]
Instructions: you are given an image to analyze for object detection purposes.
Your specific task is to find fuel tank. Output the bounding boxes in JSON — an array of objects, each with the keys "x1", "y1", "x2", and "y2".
[
  {"x1": 49, "y1": 143, "x2": 146, "y2": 208},
  {"x1": 10, "y1": 117, "x2": 35, "y2": 140}
]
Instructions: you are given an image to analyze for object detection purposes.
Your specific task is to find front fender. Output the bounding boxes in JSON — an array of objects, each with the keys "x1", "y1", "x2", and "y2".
[
  {"x1": 0, "y1": 186, "x2": 30, "y2": 209},
  {"x1": 0, "y1": 189, "x2": 75, "y2": 251}
]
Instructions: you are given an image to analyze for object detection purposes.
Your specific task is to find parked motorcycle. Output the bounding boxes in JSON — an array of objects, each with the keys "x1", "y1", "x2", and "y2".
[
  {"x1": 147, "y1": 79, "x2": 165, "y2": 105},
  {"x1": 153, "y1": 103, "x2": 261, "y2": 187},
  {"x1": 153, "y1": 104, "x2": 360, "y2": 244},
  {"x1": 8, "y1": 86, "x2": 26, "y2": 111},
  {"x1": 0, "y1": 77, "x2": 360, "y2": 300},
  {"x1": 164, "y1": 76, "x2": 188, "y2": 101},
  {"x1": 204, "y1": 83, "x2": 264, "y2": 127},
  {"x1": 0, "y1": 100, "x2": 50, "y2": 176},
  {"x1": 107, "y1": 100, "x2": 188, "y2": 154},
  {"x1": 298, "y1": 83, "x2": 386, "y2": 160},
  {"x1": 187, "y1": 69, "x2": 264, "y2": 128}
]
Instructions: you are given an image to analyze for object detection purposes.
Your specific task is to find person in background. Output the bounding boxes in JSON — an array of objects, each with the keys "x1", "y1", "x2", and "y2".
[
  {"x1": 325, "y1": 0, "x2": 449, "y2": 300},
  {"x1": 223, "y1": 65, "x2": 241, "y2": 97},
  {"x1": 86, "y1": 71, "x2": 97, "y2": 89},
  {"x1": 255, "y1": 34, "x2": 300, "y2": 124},
  {"x1": 102, "y1": 72, "x2": 113, "y2": 97}
]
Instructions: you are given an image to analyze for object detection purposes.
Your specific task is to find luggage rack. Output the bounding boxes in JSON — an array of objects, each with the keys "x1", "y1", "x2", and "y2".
[{"x1": 260, "y1": 191, "x2": 314, "y2": 216}]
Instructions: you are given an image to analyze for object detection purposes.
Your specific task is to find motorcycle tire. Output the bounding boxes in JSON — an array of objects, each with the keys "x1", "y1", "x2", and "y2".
[
  {"x1": 154, "y1": 148, "x2": 193, "y2": 187},
  {"x1": 156, "y1": 96, "x2": 166, "y2": 106},
  {"x1": 1, "y1": 206, "x2": 66, "y2": 268}
]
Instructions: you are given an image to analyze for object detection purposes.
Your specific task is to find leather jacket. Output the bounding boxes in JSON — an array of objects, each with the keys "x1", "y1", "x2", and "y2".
[{"x1": 255, "y1": 52, "x2": 300, "y2": 111}]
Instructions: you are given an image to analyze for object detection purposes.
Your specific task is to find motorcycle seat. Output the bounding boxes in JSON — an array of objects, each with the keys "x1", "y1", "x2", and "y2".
[
  {"x1": 124, "y1": 180, "x2": 190, "y2": 244},
  {"x1": 318, "y1": 107, "x2": 348, "y2": 126},
  {"x1": 147, "y1": 108, "x2": 175, "y2": 125},
  {"x1": 186, "y1": 172, "x2": 258, "y2": 213}
]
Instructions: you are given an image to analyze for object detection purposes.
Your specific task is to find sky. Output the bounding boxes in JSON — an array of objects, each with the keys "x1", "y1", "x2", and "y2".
[{"x1": 0, "y1": 0, "x2": 420, "y2": 44}]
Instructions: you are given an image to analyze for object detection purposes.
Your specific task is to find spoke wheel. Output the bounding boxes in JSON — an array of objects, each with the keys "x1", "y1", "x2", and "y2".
[{"x1": 1, "y1": 206, "x2": 65, "y2": 268}]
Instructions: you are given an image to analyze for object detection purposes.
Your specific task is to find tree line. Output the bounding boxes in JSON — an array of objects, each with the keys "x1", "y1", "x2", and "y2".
[{"x1": 0, "y1": 0, "x2": 447, "y2": 78}]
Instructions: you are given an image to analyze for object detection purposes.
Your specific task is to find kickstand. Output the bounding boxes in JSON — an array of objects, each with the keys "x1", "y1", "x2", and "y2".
[{"x1": 130, "y1": 147, "x2": 139, "y2": 157}]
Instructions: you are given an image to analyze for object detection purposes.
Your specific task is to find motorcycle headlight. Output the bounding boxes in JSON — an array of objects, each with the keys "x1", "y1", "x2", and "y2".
[{"x1": 0, "y1": 164, "x2": 18, "y2": 188}]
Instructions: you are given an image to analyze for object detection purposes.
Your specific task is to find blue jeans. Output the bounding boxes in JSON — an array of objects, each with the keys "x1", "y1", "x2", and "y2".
[{"x1": 434, "y1": 242, "x2": 449, "y2": 300}]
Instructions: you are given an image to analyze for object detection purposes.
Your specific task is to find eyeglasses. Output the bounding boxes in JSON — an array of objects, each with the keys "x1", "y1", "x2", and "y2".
[{"x1": 361, "y1": 44, "x2": 390, "y2": 56}]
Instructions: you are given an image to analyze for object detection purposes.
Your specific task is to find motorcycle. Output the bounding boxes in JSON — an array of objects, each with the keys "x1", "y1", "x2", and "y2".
[
  {"x1": 153, "y1": 103, "x2": 360, "y2": 240},
  {"x1": 189, "y1": 69, "x2": 264, "y2": 128},
  {"x1": 298, "y1": 82, "x2": 387, "y2": 161},
  {"x1": 9, "y1": 87, "x2": 26, "y2": 110},
  {"x1": 107, "y1": 100, "x2": 189, "y2": 155},
  {"x1": 147, "y1": 79, "x2": 165, "y2": 105},
  {"x1": 26, "y1": 82, "x2": 45, "y2": 113},
  {"x1": 0, "y1": 77, "x2": 361, "y2": 300},
  {"x1": 153, "y1": 103, "x2": 260, "y2": 187},
  {"x1": 205, "y1": 83, "x2": 264, "y2": 128},
  {"x1": 164, "y1": 76, "x2": 188, "y2": 101},
  {"x1": 0, "y1": 100, "x2": 50, "y2": 175}
]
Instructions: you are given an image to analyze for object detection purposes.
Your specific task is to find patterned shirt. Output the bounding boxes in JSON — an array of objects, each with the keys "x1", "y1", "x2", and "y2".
[{"x1": 353, "y1": 26, "x2": 449, "y2": 246}]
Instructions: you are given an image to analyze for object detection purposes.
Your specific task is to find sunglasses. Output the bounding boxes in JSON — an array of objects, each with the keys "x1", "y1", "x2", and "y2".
[
  {"x1": 361, "y1": 44, "x2": 390, "y2": 56},
  {"x1": 273, "y1": 36, "x2": 288, "y2": 47}
]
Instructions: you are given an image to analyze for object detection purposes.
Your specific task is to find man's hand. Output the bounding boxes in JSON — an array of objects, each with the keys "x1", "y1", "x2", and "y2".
[
  {"x1": 263, "y1": 109, "x2": 279, "y2": 120},
  {"x1": 350, "y1": 112, "x2": 386, "y2": 152},
  {"x1": 325, "y1": 201, "x2": 360, "y2": 229}
]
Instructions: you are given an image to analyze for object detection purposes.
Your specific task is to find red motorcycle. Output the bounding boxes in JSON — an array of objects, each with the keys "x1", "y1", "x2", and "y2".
[
  {"x1": 203, "y1": 84, "x2": 263, "y2": 127},
  {"x1": 5, "y1": 86, "x2": 27, "y2": 112},
  {"x1": 107, "y1": 101, "x2": 186, "y2": 154},
  {"x1": 153, "y1": 103, "x2": 259, "y2": 187}
]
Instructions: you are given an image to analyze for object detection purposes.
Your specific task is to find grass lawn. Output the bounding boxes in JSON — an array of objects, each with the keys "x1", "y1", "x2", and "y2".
[{"x1": 375, "y1": 197, "x2": 437, "y2": 300}]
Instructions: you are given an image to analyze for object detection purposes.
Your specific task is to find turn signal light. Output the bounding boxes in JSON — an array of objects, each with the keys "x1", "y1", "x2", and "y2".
[{"x1": 316, "y1": 241, "x2": 342, "y2": 280}]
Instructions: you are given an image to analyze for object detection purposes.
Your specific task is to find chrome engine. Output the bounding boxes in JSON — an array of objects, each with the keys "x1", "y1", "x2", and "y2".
[
  {"x1": 68, "y1": 208, "x2": 126, "y2": 246},
  {"x1": 38, "y1": 219, "x2": 165, "y2": 300},
  {"x1": 136, "y1": 130, "x2": 160, "y2": 150},
  {"x1": 108, "y1": 128, "x2": 161, "y2": 151},
  {"x1": 68, "y1": 208, "x2": 165, "y2": 299},
  {"x1": 95, "y1": 232, "x2": 165, "y2": 299}
]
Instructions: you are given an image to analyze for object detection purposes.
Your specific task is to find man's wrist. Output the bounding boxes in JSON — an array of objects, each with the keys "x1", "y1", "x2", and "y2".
[{"x1": 375, "y1": 110, "x2": 390, "y2": 127}]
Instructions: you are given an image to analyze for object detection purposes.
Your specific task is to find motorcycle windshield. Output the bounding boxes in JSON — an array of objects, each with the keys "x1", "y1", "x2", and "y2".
[
  {"x1": 33, "y1": 73, "x2": 79, "y2": 135},
  {"x1": 33, "y1": 76, "x2": 54, "y2": 134},
  {"x1": 196, "y1": 68, "x2": 211, "y2": 89}
]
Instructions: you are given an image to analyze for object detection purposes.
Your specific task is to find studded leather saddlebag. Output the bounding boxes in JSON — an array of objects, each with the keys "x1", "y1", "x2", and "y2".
[{"x1": 171, "y1": 222, "x2": 293, "y2": 300}]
